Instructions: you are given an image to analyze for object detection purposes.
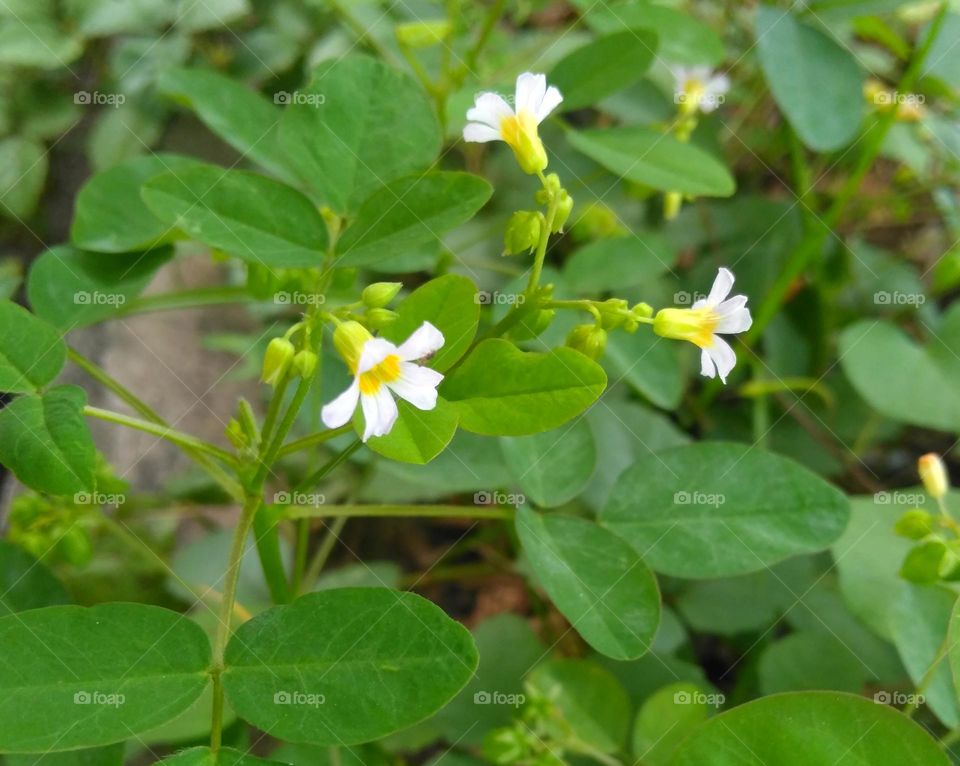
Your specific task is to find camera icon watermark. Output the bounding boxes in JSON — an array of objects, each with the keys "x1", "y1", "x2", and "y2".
[
  {"x1": 673, "y1": 690, "x2": 725, "y2": 707},
  {"x1": 874, "y1": 491, "x2": 926, "y2": 506},
  {"x1": 873, "y1": 291, "x2": 925, "y2": 307},
  {"x1": 75, "y1": 91, "x2": 126, "y2": 108},
  {"x1": 74, "y1": 690, "x2": 125, "y2": 707},
  {"x1": 672, "y1": 291, "x2": 707, "y2": 306},
  {"x1": 874, "y1": 92, "x2": 925, "y2": 107},
  {"x1": 74, "y1": 291, "x2": 126, "y2": 307},
  {"x1": 474, "y1": 490, "x2": 525, "y2": 508},
  {"x1": 273, "y1": 690, "x2": 325, "y2": 706},
  {"x1": 474, "y1": 690, "x2": 525, "y2": 707},
  {"x1": 274, "y1": 91, "x2": 326, "y2": 107},
  {"x1": 873, "y1": 691, "x2": 923, "y2": 706},
  {"x1": 274, "y1": 291, "x2": 326, "y2": 306},
  {"x1": 475, "y1": 291, "x2": 525, "y2": 306},
  {"x1": 74, "y1": 492, "x2": 125, "y2": 508},
  {"x1": 673, "y1": 490, "x2": 725, "y2": 508},
  {"x1": 274, "y1": 491, "x2": 326, "y2": 507}
]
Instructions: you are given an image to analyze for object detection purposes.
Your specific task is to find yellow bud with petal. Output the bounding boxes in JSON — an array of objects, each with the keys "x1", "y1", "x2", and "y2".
[
  {"x1": 919, "y1": 453, "x2": 949, "y2": 499},
  {"x1": 500, "y1": 111, "x2": 548, "y2": 175},
  {"x1": 653, "y1": 307, "x2": 719, "y2": 349},
  {"x1": 261, "y1": 337, "x2": 295, "y2": 387},
  {"x1": 333, "y1": 321, "x2": 373, "y2": 374}
]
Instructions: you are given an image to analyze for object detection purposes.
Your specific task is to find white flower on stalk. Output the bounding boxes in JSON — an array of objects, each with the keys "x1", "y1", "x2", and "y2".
[
  {"x1": 321, "y1": 321, "x2": 445, "y2": 441},
  {"x1": 653, "y1": 268, "x2": 752, "y2": 384},
  {"x1": 463, "y1": 72, "x2": 563, "y2": 174},
  {"x1": 670, "y1": 65, "x2": 730, "y2": 114}
]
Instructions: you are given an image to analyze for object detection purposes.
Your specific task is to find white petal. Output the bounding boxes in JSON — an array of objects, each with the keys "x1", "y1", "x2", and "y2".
[
  {"x1": 387, "y1": 362, "x2": 443, "y2": 410},
  {"x1": 703, "y1": 335, "x2": 736, "y2": 384},
  {"x1": 536, "y1": 86, "x2": 563, "y2": 122},
  {"x1": 466, "y1": 92, "x2": 513, "y2": 128},
  {"x1": 669, "y1": 64, "x2": 690, "y2": 89},
  {"x1": 463, "y1": 122, "x2": 503, "y2": 143},
  {"x1": 321, "y1": 379, "x2": 360, "y2": 429},
  {"x1": 357, "y1": 337, "x2": 397, "y2": 375},
  {"x1": 707, "y1": 73, "x2": 731, "y2": 98},
  {"x1": 515, "y1": 72, "x2": 546, "y2": 116},
  {"x1": 360, "y1": 386, "x2": 399, "y2": 441},
  {"x1": 700, "y1": 348, "x2": 716, "y2": 379},
  {"x1": 714, "y1": 296, "x2": 752, "y2": 334},
  {"x1": 706, "y1": 267, "x2": 735, "y2": 306},
  {"x1": 396, "y1": 321, "x2": 445, "y2": 362}
]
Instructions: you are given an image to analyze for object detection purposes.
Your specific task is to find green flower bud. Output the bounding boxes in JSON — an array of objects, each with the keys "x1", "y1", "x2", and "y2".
[
  {"x1": 664, "y1": 190, "x2": 683, "y2": 220},
  {"x1": 225, "y1": 418, "x2": 247, "y2": 450},
  {"x1": 293, "y1": 349, "x2": 319, "y2": 378},
  {"x1": 552, "y1": 190, "x2": 573, "y2": 232},
  {"x1": 566, "y1": 323, "x2": 608, "y2": 360},
  {"x1": 900, "y1": 538, "x2": 948, "y2": 584},
  {"x1": 504, "y1": 211, "x2": 542, "y2": 255},
  {"x1": 237, "y1": 398, "x2": 259, "y2": 442},
  {"x1": 365, "y1": 308, "x2": 399, "y2": 330},
  {"x1": 395, "y1": 19, "x2": 452, "y2": 48},
  {"x1": 598, "y1": 298, "x2": 629, "y2": 330},
  {"x1": 261, "y1": 337, "x2": 295, "y2": 387},
  {"x1": 632, "y1": 302, "x2": 654, "y2": 319},
  {"x1": 895, "y1": 509, "x2": 935, "y2": 540},
  {"x1": 508, "y1": 308, "x2": 555, "y2": 341},
  {"x1": 483, "y1": 727, "x2": 529, "y2": 765},
  {"x1": 361, "y1": 282, "x2": 403, "y2": 308}
]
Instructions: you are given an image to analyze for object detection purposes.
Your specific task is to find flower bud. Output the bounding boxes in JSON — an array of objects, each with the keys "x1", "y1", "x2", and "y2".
[
  {"x1": 504, "y1": 211, "x2": 542, "y2": 255},
  {"x1": 293, "y1": 349, "x2": 318, "y2": 378},
  {"x1": 225, "y1": 418, "x2": 247, "y2": 450},
  {"x1": 261, "y1": 337, "x2": 295, "y2": 387},
  {"x1": 566, "y1": 324, "x2": 607, "y2": 360},
  {"x1": 333, "y1": 320, "x2": 373, "y2": 373},
  {"x1": 395, "y1": 19, "x2": 452, "y2": 48},
  {"x1": 365, "y1": 308, "x2": 399, "y2": 330},
  {"x1": 919, "y1": 453, "x2": 949, "y2": 499},
  {"x1": 508, "y1": 308, "x2": 555, "y2": 341},
  {"x1": 895, "y1": 509, "x2": 935, "y2": 540},
  {"x1": 653, "y1": 307, "x2": 715, "y2": 348},
  {"x1": 552, "y1": 190, "x2": 573, "y2": 232},
  {"x1": 632, "y1": 302, "x2": 654, "y2": 319},
  {"x1": 598, "y1": 298, "x2": 629, "y2": 330},
  {"x1": 664, "y1": 190, "x2": 683, "y2": 220},
  {"x1": 361, "y1": 282, "x2": 402, "y2": 308}
]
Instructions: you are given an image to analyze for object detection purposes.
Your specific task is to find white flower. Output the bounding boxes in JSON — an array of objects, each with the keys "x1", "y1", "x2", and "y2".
[
  {"x1": 463, "y1": 72, "x2": 563, "y2": 174},
  {"x1": 671, "y1": 65, "x2": 730, "y2": 114},
  {"x1": 653, "y1": 268, "x2": 752, "y2": 384},
  {"x1": 321, "y1": 321, "x2": 445, "y2": 441}
]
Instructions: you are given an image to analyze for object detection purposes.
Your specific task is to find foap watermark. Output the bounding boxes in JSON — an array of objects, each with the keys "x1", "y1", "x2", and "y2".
[
  {"x1": 274, "y1": 91, "x2": 326, "y2": 107},
  {"x1": 274, "y1": 491, "x2": 326, "y2": 507},
  {"x1": 476, "y1": 290, "x2": 525, "y2": 306},
  {"x1": 874, "y1": 491, "x2": 926, "y2": 506},
  {"x1": 874, "y1": 291, "x2": 925, "y2": 307},
  {"x1": 874, "y1": 691, "x2": 924, "y2": 706},
  {"x1": 674, "y1": 490, "x2": 725, "y2": 508},
  {"x1": 74, "y1": 90, "x2": 126, "y2": 108},
  {"x1": 672, "y1": 291, "x2": 708, "y2": 306},
  {"x1": 74, "y1": 491, "x2": 125, "y2": 508},
  {"x1": 474, "y1": 490, "x2": 525, "y2": 508},
  {"x1": 474, "y1": 690, "x2": 525, "y2": 707},
  {"x1": 274, "y1": 291, "x2": 326, "y2": 307},
  {"x1": 874, "y1": 92, "x2": 925, "y2": 107},
  {"x1": 75, "y1": 291, "x2": 126, "y2": 307},
  {"x1": 74, "y1": 691, "x2": 125, "y2": 707},
  {"x1": 273, "y1": 690, "x2": 325, "y2": 707},
  {"x1": 674, "y1": 690, "x2": 725, "y2": 707}
]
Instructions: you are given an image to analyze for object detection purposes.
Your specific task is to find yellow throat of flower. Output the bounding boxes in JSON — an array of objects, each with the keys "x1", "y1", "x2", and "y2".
[
  {"x1": 500, "y1": 110, "x2": 548, "y2": 175},
  {"x1": 653, "y1": 307, "x2": 718, "y2": 349},
  {"x1": 358, "y1": 354, "x2": 401, "y2": 395},
  {"x1": 681, "y1": 79, "x2": 705, "y2": 114},
  {"x1": 332, "y1": 320, "x2": 402, "y2": 395}
]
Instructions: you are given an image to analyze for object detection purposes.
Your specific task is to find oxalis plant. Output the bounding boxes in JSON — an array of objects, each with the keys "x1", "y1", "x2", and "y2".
[{"x1": 1, "y1": 2, "x2": 960, "y2": 766}]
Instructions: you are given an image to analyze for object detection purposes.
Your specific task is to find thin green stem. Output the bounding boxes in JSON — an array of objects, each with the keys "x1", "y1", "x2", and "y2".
[
  {"x1": 302, "y1": 516, "x2": 348, "y2": 591},
  {"x1": 526, "y1": 175, "x2": 559, "y2": 297},
  {"x1": 282, "y1": 503, "x2": 515, "y2": 521},
  {"x1": 259, "y1": 375, "x2": 291, "y2": 453},
  {"x1": 294, "y1": 439, "x2": 362, "y2": 494},
  {"x1": 278, "y1": 424, "x2": 353, "y2": 457},
  {"x1": 117, "y1": 286, "x2": 253, "y2": 317},
  {"x1": 291, "y1": 517, "x2": 310, "y2": 595}
]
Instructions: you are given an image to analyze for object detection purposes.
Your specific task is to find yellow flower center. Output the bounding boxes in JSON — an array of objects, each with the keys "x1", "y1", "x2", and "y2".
[
  {"x1": 358, "y1": 354, "x2": 401, "y2": 395},
  {"x1": 499, "y1": 110, "x2": 548, "y2": 175},
  {"x1": 653, "y1": 307, "x2": 719, "y2": 349}
]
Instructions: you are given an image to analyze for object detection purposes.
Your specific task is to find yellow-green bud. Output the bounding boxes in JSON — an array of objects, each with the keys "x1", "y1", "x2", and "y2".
[
  {"x1": 919, "y1": 453, "x2": 949, "y2": 499},
  {"x1": 598, "y1": 298, "x2": 629, "y2": 330},
  {"x1": 566, "y1": 324, "x2": 607, "y2": 360},
  {"x1": 225, "y1": 418, "x2": 247, "y2": 450},
  {"x1": 333, "y1": 320, "x2": 373, "y2": 373},
  {"x1": 261, "y1": 337, "x2": 296, "y2": 386},
  {"x1": 552, "y1": 190, "x2": 573, "y2": 232},
  {"x1": 365, "y1": 308, "x2": 399, "y2": 330},
  {"x1": 504, "y1": 211, "x2": 542, "y2": 255},
  {"x1": 509, "y1": 308, "x2": 555, "y2": 341},
  {"x1": 395, "y1": 19, "x2": 452, "y2": 47},
  {"x1": 571, "y1": 203, "x2": 622, "y2": 242},
  {"x1": 664, "y1": 191, "x2": 683, "y2": 221},
  {"x1": 895, "y1": 509, "x2": 935, "y2": 540},
  {"x1": 632, "y1": 302, "x2": 654, "y2": 319},
  {"x1": 362, "y1": 282, "x2": 402, "y2": 308},
  {"x1": 293, "y1": 349, "x2": 318, "y2": 378}
]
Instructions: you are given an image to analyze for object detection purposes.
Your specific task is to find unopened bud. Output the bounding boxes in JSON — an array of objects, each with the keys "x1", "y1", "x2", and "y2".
[
  {"x1": 395, "y1": 19, "x2": 452, "y2": 48},
  {"x1": 552, "y1": 190, "x2": 573, "y2": 232},
  {"x1": 362, "y1": 282, "x2": 402, "y2": 308},
  {"x1": 504, "y1": 211, "x2": 542, "y2": 255},
  {"x1": 293, "y1": 349, "x2": 318, "y2": 378},
  {"x1": 365, "y1": 308, "x2": 399, "y2": 330},
  {"x1": 566, "y1": 324, "x2": 607, "y2": 360},
  {"x1": 597, "y1": 298, "x2": 629, "y2": 330},
  {"x1": 664, "y1": 190, "x2": 683, "y2": 220},
  {"x1": 261, "y1": 337, "x2": 295, "y2": 387},
  {"x1": 895, "y1": 509, "x2": 935, "y2": 540},
  {"x1": 919, "y1": 453, "x2": 949, "y2": 499}
]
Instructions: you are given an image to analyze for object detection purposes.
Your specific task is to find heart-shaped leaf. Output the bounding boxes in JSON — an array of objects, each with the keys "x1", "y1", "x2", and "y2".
[
  {"x1": 0, "y1": 299, "x2": 66, "y2": 393},
  {"x1": 362, "y1": 397, "x2": 459, "y2": 465}
]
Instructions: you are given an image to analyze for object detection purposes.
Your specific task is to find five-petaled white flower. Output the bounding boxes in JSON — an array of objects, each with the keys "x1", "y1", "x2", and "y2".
[
  {"x1": 463, "y1": 72, "x2": 563, "y2": 174},
  {"x1": 653, "y1": 268, "x2": 752, "y2": 384},
  {"x1": 321, "y1": 321, "x2": 445, "y2": 442},
  {"x1": 671, "y1": 65, "x2": 730, "y2": 114}
]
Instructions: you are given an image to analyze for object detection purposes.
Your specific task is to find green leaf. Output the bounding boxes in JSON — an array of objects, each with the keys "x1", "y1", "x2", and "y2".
[
  {"x1": 6, "y1": 744, "x2": 126, "y2": 766},
  {"x1": 548, "y1": 30, "x2": 658, "y2": 111},
  {"x1": 28, "y1": 245, "x2": 172, "y2": 329},
  {"x1": 155, "y1": 747, "x2": 286, "y2": 765},
  {"x1": 441, "y1": 340, "x2": 606, "y2": 436},
  {"x1": 603, "y1": 330, "x2": 684, "y2": 411},
  {"x1": 0, "y1": 603, "x2": 211, "y2": 752},
  {"x1": 0, "y1": 540, "x2": 69, "y2": 617},
  {"x1": 0, "y1": 17, "x2": 82, "y2": 69},
  {"x1": 602, "y1": 442, "x2": 850, "y2": 578},
  {"x1": 157, "y1": 67, "x2": 292, "y2": 180},
  {"x1": 839, "y1": 315, "x2": 960, "y2": 432},
  {"x1": 278, "y1": 55, "x2": 441, "y2": 213},
  {"x1": 755, "y1": 6, "x2": 863, "y2": 152},
  {"x1": 222, "y1": 588, "x2": 478, "y2": 745},
  {"x1": 0, "y1": 299, "x2": 66, "y2": 393},
  {"x1": 526, "y1": 660, "x2": 630, "y2": 753},
  {"x1": 569, "y1": 127, "x2": 735, "y2": 197},
  {"x1": 562, "y1": 234, "x2": 675, "y2": 296},
  {"x1": 361, "y1": 397, "x2": 459, "y2": 465},
  {"x1": 0, "y1": 385, "x2": 95, "y2": 495},
  {"x1": 517, "y1": 509, "x2": 660, "y2": 660},
  {"x1": 0, "y1": 137, "x2": 48, "y2": 219},
  {"x1": 669, "y1": 691, "x2": 950, "y2": 766},
  {"x1": 500, "y1": 419, "x2": 597, "y2": 508},
  {"x1": 142, "y1": 165, "x2": 329, "y2": 268},
  {"x1": 381, "y1": 274, "x2": 480, "y2": 372},
  {"x1": 632, "y1": 682, "x2": 713, "y2": 765},
  {"x1": 758, "y1": 632, "x2": 876, "y2": 695},
  {"x1": 175, "y1": 0, "x2": 249, "y2": 32},
  {"x1": 336, "y1": 172, "x2": 491, "y2": 267},
  {"x1": 71, "y1": 154, "x2": 204, "y2": 253}
]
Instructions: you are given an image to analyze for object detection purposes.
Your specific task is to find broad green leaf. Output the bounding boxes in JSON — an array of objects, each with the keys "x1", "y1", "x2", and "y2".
[
  {"x1": 28, "y1": 245, "x2": 172, "y2": 329},
  {"x1": 670, "y1": 692, "x2": 950, "y2": 766},
  {"x1": 526, "y1": 660, "x2": 630, "y2": 753},
  {"x1": 890, "y1": 584, "x2": 959, "y2": 727},
  {"x1": 602, "y1": 442, "x2": 850, "y2": 578},
  {"x1": 336, "y1": 172, "x2": 492, "y2": 267},
  {"x1": 548, "y1": 30, "x2": 658, "y2": 111},
  {"x1": 0, "y1": 299, "x2": 66, "y2": 393},
  {"x1": 361, "y1": 398, "x2": 459, "y2": 465},
  {"x1": 71, "y1": 0, "x2": 175, "y2": 36},
  {"x1": 501, "y1": 420, "x2": 596, "y2": 508},
  {"x1": 632, "y1": 682, "x2": 713, "y2": 765},
  {"x1": 569, "y1": 127, "x2": 735, "y2": 197},
  {"x1": 755, "y1": 6, "x2": 863, "y2": 152},
  {"x1": 603, "y1": 330, "x2": 684, "y2": 410},
  {"x1": 517, "y1": 508, "x2": 660, "y2": 660},
  {"x1": 0, "y1": 17, "x2": 82, "y2": 69},
  {"x1": 0, "y1": 603, "x2": 211, "y2": 752},
  {"x1": 272, "y1": 742, "x2": 391, "y2": 766},
  {"x1": 758, "y1": 632, "x2": 875, "y2": 695},
  {"x1": 175, "y1": 0, "x2": 249, "y2": 32},
  {"x1": 222, "y1": 588, "x2": 478, "y2": 745},
  {"x1": 947, "y1": 595, "x2": 960, "y2": 720},
  {"x1": 142, "y1": 165, "x2": 329, "y2": 268},
  {"x1": 156, "y1": 747, "x2": 285, "y2": 765},
  {"x1": 87, "y1": 103, "x2": 166, "y2": 171},
  {"x1": 839, "y1": 316, "x2": 960, "y2": 432},
  {"x1": 0, "y1": 539, "x2": 69, "y2": 616},
  {"x1": 0, "y1": 137, "x2": 48, "y2": 219},
  {"x1": 923, "y1": 13, "x2": 960, "y2": 85},
  {"x1": 6, "y1": 744, "x2": 126, "y2": 766},
  {"x1": 0, "y1": 385, "x2": 95, "y2": 495},
  {"x1": 381, "y1": 274, "x2": 480, "y2": 372},
  {"x1": 279, "y1": 55, "x2": 441, "y2": 212},
  {"x1": 71, "y1": 154, "x2": 204, "y2": 253},
  {"x1": 441, "y1": 340, "x2": 606, "y2": 436},
  {"x1": 562, "y1": 234, "x2": 675, "y2": 296},
  {"x1": 158, "y1": 68, "x2": 292, "y2": 180}
]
